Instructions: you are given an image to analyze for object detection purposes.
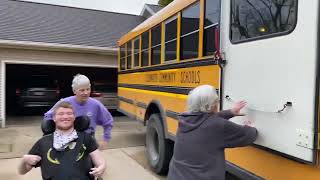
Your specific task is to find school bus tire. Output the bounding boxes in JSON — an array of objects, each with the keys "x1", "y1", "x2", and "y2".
[{"x1": 146, "y1": 113, "x2": 173, "y2": 175}]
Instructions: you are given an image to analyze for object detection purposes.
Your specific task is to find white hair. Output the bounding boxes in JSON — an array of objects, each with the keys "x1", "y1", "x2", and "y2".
[
  {"x1": 71, "y1": 74, "x2": 91, "y2": 92},
  {"x1": 187, "y1": 85, "x2": 219, "y2": 113}
]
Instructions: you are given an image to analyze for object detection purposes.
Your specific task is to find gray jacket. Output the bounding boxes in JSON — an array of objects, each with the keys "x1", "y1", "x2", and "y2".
[{"x1": 167, "y1": 110, "x2": 257, "y2": 180}]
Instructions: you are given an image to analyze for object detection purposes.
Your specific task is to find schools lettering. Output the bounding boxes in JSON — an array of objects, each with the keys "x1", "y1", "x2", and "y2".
[{"x1": 180, "y1": 71, "x2": 200, "y2": 84}]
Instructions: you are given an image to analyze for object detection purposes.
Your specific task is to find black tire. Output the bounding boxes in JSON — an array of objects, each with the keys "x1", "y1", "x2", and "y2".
[
  {"x1": 146, "y1": 113, "x2": 173, "y2": 175},
  {"x1": 226, "y1": 172, "x2": 242, "y2": 180}
]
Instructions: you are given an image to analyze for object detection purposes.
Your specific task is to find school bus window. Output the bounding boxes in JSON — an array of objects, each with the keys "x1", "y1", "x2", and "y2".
[
  {"x1": 180, "y1": 1, "x2": 200, "y2": 60},
  {"x1": 141, "y1": 31, "x2": 149, "y2": 67},
  {"x1": 119, "y1": 45, "x2": 126, "y2": 70},
  {"x1": 164, "y1": 16, "x2": 178, "y2": 62},
  {"x1": 126, "y1": 41, "x2": 132, "y2": 69},
  {"x1": 133, "y1": 37, "x2": 140, "y2": 67},
  {"x1": 203, "y1": 0, "x2": 221, "y2": 56},
  {"x1": 120, "y1": 45, "x2": 126, "y2": 59},
  {"x1": 120, "y1": 58, "x2": 126, "y2": 70},
  {"x1": 151, "y1": 25, "x2": 161, "y2": 65},
  {"x1": 230, "y1": 0, "x2": 298, "y2": 42},
  {"x1": 151, "y1": 46, "x2": 161, "y2": 65}
]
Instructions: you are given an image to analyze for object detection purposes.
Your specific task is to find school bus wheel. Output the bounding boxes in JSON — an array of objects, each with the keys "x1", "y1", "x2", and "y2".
[{"x1": 146, "y1": 113, "x2": 173, "y2": 175}]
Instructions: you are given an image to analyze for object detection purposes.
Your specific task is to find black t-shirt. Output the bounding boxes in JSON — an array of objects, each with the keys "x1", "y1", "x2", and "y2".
[{"x1": 29, "y1": 132, "x2": 98, "y2": 180}]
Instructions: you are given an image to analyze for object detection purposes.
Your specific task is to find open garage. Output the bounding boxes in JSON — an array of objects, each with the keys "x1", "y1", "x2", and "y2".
[
  {"x1": 0, "y1": 47, "x2": 118, "y2": 127},
  {"x1": 5, "y1": 64, "x2": 117, "y2": 116}
]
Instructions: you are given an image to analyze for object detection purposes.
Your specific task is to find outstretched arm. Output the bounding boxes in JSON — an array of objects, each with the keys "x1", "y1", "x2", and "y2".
[
  {"x1": 217, "y1": 101, "x2": 247, "y2": 119},
  {"x1": 223, "y1": 120, "x2": 258, "y2": 148}
]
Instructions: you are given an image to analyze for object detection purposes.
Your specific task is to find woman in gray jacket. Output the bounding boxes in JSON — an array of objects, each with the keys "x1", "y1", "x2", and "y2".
[{"x1": 167, "y1": 85, "x2": 257, "y2": 180}]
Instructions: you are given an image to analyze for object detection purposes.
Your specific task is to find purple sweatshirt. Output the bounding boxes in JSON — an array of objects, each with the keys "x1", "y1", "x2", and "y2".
[{"x1": 44, "y1": 96, "x2": 114, "y2": 142}]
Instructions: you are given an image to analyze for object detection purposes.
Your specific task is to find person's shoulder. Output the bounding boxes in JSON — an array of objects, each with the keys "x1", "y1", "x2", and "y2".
[
  {"x1": 41, "y1": 134, "x2": 53, "y2": 140},
  {"x1": 63, "y1": 96, "x2": 75, "y2": 102},
  {"x1": 34, "y1": 134, "x2": 53, "y2": 146},
  {"x1": 78, "y1": 132, "x2": 96, "y2": 144},
  {"x1": 77, "y1": 131, "x2": 93, "y2": 139},
  {"x1": 88, "y1": 97, "x2": 99, "y2": 103},
  {"x1": 88, "y1": 97, "x2": 104, "y2": 107},
  {"x1": 205, "y1": 113, "x2": 226, "y2": 126}
]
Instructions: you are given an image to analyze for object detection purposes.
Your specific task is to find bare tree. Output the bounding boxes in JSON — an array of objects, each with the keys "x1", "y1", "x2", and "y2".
[
  {"x1": 231, "y1": 0, "x2": 295, "y2": 39},
  {"x1": 158, "y1": 0, "x2": 174, "y2": 7}
]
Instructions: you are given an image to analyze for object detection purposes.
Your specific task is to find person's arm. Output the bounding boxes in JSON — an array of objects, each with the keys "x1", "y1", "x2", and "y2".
[
  {"x1": 89, "y1": 149, "x2": 106, "y2": 178},
  {"x1": 18, "y1": 140, "x2": 42, "y2": 175},
  {"x1": 217, "y1": 101, "x2": 247, "y2": 120},
  {"x1": 97, "y1": 104, "x2": 114, "y2": 143},
  {"x1": 18, "y1": 155, "x2": 41, "y2": 175},
  {"x1": 84, "y1": 133, "x2": 106, "y2": 178},
  {"x1": 223, "y1": 120, "x2": 258, "y2": 148},
  {"x1": 216, "y1": 110, "x2": 234, "y2": 120}
]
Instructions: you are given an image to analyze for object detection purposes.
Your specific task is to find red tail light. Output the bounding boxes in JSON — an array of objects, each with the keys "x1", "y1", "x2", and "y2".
[
  {"x1": 16, "y1": 88, "x2": 21, "y2": 96},
  {"x1": 91, "y1": 92, "x2": 102, "y2": 97}
]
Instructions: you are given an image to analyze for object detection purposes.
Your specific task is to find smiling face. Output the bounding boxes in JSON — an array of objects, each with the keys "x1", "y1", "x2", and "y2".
[{"x1": 53, "y1": 107, "x2": 75, "y2": 131}]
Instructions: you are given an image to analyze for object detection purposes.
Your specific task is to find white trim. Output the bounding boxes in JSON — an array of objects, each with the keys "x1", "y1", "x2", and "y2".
[
  {"x1": 3, "y1": 60, "x2": 117, "y2": 68},
  {"x1": 140, "y1": 4, "x2": 156, "y2": 16},
  {"x1": 0, "y1": 40, "x2": 118, "y2": 55},
  {"x1": 1, "y1": 61, "x2": 5, "y2": 128}
]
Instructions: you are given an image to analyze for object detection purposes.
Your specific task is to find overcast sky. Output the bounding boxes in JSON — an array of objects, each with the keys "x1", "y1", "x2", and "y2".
[{"x1": 21, "y1": 0, "x2": 159, "y2": 15}]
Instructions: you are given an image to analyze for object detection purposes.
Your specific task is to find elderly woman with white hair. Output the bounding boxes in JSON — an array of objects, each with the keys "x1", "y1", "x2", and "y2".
[
  {"x1": 44, "y1": 74, "x2": 113, "y2": 150},
  {"x1": 167, "y1": 85, "x2": 257, "y2": 180}
]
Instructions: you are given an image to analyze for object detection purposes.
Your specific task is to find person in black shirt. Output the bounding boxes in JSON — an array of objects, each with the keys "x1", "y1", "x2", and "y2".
[{"x1": 18, "y1": 101, "x2": 106, "y2": 180}]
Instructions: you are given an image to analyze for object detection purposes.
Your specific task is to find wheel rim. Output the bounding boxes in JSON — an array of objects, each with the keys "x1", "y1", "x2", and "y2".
[{"x1": 147, "y1": 126, "x2": 160, "y2": 165}]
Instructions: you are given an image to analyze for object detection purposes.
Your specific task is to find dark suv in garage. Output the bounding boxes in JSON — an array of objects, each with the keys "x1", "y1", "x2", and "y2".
[{"x1": 15, "y1": 75, "x2": 60, "y2": 111}]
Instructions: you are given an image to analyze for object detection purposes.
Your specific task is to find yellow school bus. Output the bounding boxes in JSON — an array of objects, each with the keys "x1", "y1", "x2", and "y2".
[{"x1": 117, "y1": 0, "x2": 320, "y2": 179}]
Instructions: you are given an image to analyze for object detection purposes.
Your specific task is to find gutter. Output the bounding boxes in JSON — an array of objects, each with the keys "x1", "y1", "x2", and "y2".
[{"x1": 0, "y1": 39, "x2": 118, "y2": 55}]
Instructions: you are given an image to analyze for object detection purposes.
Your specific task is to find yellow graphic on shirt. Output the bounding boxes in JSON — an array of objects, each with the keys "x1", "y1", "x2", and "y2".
[
  {"x1": 76, "y1": 144, "x2": 87, "y2": 161},
  {"x1": 47, "y1": 148, "x2": 60, "y2": 164},
  {"x1": 46, "y1": 144, "x2": 87, "y2": 164}
]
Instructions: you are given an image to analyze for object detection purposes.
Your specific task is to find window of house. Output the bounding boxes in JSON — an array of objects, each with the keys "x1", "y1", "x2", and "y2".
[
  {"x1": 230, "y1": 0, "x2": 298, "y2": 42},
  {"x1": 164, "y1": 16, "x2": 178, "y2": 62},
  {"x1": 180, "y1": 2, "x2": 200, "y2": 60}
]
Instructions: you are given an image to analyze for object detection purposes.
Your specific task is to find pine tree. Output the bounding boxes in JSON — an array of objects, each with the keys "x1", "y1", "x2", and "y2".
[{"x1": 158, "y1": 0, "x2": 174, "y2": 7}]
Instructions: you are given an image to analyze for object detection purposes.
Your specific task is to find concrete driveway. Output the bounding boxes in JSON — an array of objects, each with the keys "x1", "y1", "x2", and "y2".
[{"x1": 0, "y1": 115, "x2": 166, "y2": 180}]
